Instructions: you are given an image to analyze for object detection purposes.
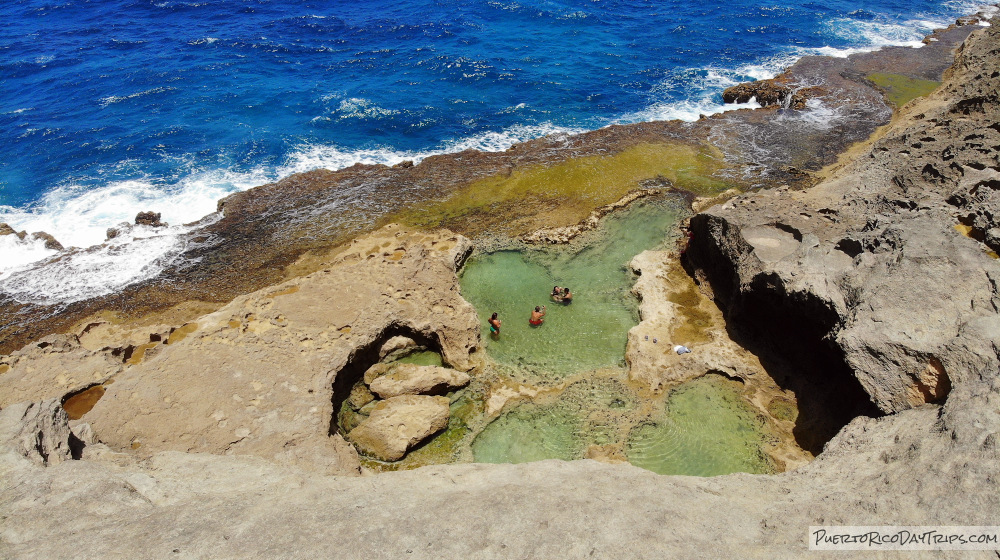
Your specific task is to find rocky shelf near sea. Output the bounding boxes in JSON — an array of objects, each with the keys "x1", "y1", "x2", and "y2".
[{"x1": 1, "y1": 12, "x2": 999, "y2": 559}]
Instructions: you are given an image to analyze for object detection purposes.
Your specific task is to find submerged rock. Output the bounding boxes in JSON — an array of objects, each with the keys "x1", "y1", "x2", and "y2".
[
  {"x1": 368, "y1": 364, "x2": 471, "y2": 399},
  {"x1": 347, "y1": 394, "x2": 450, "y2": 461}
]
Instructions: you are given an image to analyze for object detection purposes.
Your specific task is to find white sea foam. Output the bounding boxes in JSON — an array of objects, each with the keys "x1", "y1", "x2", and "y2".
[
  {"x1": 0, "y1": 166, "x2": 267, "y2": 304},
  {"x1": 0, "y1": 235, "x2": 59, "y2": 282},
  {"x1": 277, "y1": 122, "x2": 582, "y2": 177},
  {"x1": 0, "y1": 223, "x2": 203, "y2": 305},
  {"x1": 99, "y1": 87, "x2": 176, "y2": 108},
  {"x1": 335, "y1": 98, "x2": 401, "y2": 120}
]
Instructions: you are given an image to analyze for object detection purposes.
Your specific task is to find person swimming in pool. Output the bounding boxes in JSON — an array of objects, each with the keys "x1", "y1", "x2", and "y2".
[
  {"x1": 488, "y1": 312, "x2": 502, "y2": 337},
  {"x1": 560, "y1": 287, "x2": 572, "y2": 304},
  {"x1": 529, "y1": 305, "x2": 546, "y2": 326},
  {"x1": 551, "y1": 286, "x2": 564, "y2": 302}
]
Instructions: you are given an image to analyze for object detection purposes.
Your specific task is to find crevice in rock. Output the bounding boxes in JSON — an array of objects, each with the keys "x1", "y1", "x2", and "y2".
[
  {"x1": 328, "y1": 323, "x2": 444, "y2": 437},
  {"x1": 684, "y1": 216, "x2": 883, "y2": 455},
  {"x1": 835, "y1": 238, "x2": 863, "y2": 258},
  {"x1": 772, "y1": 222, "x2": 803, "y2": 242},
  {"x1": 68, "y1": 432, "x2": 86, "y2": 460}
]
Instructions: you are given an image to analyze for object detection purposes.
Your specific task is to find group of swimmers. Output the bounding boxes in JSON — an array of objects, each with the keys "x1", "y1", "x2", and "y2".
[{"x1": 487, "y1": 285, "x2": 573, "y2": 337}]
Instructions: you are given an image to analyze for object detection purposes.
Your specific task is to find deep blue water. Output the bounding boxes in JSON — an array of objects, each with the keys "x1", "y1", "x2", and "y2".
[{"x1": 0, "y1": 0, "x2": 990, "y2": 303}]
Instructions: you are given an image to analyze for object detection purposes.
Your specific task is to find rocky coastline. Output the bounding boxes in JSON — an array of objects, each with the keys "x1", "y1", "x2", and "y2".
[{"x1": 2, "y1": 11, "x2": 999, "y2": 558}]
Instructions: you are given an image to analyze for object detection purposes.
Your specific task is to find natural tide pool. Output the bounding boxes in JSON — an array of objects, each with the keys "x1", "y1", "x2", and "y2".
[
  {"x1": 347, "y1": 195, "x2": 788, "y2": 476},
  {"x1": 459, "y1": 197, "x2": 683, "y2": 378}
]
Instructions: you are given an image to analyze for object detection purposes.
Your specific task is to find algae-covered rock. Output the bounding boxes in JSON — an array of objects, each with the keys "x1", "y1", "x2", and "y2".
[{"x1": 347, "y1": 395, "x2": 450, "y2": 461}]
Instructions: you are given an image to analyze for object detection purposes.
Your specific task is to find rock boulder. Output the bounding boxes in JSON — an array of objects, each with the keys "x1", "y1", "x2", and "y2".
[
  {"x1": 722, "y1": 79, "x2": 807, "y2": 109},
  {"x1": 0, "y1": 399, "x2": 76, "y2": 465},
  {"x1": 368, "y1": 364, "x2": 471, "y2": 398},
  {"x1": 347, "y1": 394, "x2": 450, "y2": 461},
  {"x1": 134, "y1": 211, "x2": 168, "y2": 228}
]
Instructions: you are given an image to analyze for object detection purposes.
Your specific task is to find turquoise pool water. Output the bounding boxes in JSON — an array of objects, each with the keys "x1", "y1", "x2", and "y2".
[{"x1": 459, "y1": 197, "x2": 683, "y2": 377}]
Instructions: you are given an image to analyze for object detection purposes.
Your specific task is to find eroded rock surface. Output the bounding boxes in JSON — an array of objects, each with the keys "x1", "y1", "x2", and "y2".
[
  {"x1": 0, "y1": 399, "x2": 76, "y2": 465},
  {"x1": 1, "y1": 224, "x2": 479, "y2": 476},
  {"x1": 687, "y1": 20, "x2": 1000, "y2": 416}
]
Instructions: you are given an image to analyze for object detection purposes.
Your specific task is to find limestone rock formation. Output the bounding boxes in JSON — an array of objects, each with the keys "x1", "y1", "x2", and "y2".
[
  {"x1": 29, "y1": 231, "x2": 64, "y2": 251},
  {"x1": 346, "y1": 394, "x2": 451, "y2": 461},
  {"x1": 0, "y1": 224, "x2": 479, "y2": 476},
  {"x1": 105, "y1": 221, "x2": 133, "y2": 240},
  {"x1": 0, "y1": 334, "x2": 122, "y2": 408},
  {"x1": 0, "y1": 399, "x2": 76, "y2": 465},
  {"x1": 368, "y1": 364, "x2": 471, "y2": 398},
  {"x1": 378, "y1": 335, "x2": 418, "y2": 359},
  {"x1": 0, "y1": 17, "x2": 997, "y2": 560},
  {"x1": 687, "y1": 21, "x2": 1000, "y2": 416},
  {"x1": 0, "y1": 224, "x2": 63, "y2": 249}
]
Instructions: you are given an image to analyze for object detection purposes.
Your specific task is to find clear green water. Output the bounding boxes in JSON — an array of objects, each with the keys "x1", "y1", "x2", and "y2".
[
  {"x1": 472, "y1": 375, "x2": 637, "y2": 463},
  {"x1": 350, "y1": 197, "x2": 785, "y2": 477},
  {"x1": 625, "y1": 375, "x2": 776, "y2": 476},
  {"x1": 459, "y1": 198, "x2": 683, "y2": 377},
  {"x1": 469, "y1": 372, "x2": 776, "y2": 476}
]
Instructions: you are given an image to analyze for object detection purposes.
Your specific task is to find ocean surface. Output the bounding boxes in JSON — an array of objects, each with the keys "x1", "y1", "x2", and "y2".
[{"x1": 0, "y1": 0, "x2": 993, "y2": 304}]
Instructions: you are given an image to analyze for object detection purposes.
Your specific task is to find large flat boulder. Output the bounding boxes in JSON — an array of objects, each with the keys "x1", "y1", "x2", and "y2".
[
  {"x1": 347, "y1": 394, "x2": 450, "y2": 461},
  {"x1": 368, "y1": 364, "x2": 471, "y2": 398}
]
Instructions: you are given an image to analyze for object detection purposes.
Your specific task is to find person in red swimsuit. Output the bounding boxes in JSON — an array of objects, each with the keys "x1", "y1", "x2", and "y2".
[{"x1": 529, "y1": 305, "x2": 546, "y2": 326}]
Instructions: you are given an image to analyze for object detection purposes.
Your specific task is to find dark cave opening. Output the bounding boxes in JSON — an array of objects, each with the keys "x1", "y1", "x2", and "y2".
[
  {"x1": 684, "y1": 215, "x2": 883, "y2": 456},
  {"x1": 328, "y1": 323, "x2": 445, "y2": 438}
]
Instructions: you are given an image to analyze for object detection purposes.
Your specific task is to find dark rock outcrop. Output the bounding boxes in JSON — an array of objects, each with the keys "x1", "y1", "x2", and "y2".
[
  {"x1": 29, "y1": 231, "x2": 63, "y2": 251},
  {"x1": 134, "y1": 211, "x2": 168, "y2": 228},
  {"x1": 105, "y1": 222, "x2": 133, "y2": 241},
  {"x1": 722, "y1": 79, "x2": 807, "y2": 109}
]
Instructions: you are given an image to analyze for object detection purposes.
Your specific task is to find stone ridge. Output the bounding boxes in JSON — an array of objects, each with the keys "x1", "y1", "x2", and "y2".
[
  {"x1": 687, "y1": 17, "x2": 1000, "y2": 415},
  {"x1": 1, "y1": 224, "x2": 480, "y2": 476}
]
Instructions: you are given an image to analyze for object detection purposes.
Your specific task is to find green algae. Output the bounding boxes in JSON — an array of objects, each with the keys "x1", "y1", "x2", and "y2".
[
  {"x1": 397, "y1": 142, "x2": 730, "y2": 233},
  {"x1": 867, "y1": 73, "x2": 941, "y2": 108},
  {"x1": 459, "y1": 197, "x2": 684, "y2": 377},
  {"x1": 393, "y1": 349, "x2": 444, "y2": 367},
  {"x1": 625, "y1": 375, "x2": 776, "y2": 476}
]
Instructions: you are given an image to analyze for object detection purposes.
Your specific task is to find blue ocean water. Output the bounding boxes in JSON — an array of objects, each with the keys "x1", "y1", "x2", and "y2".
[{"x1": 0, "y1": 0, "x2": 991, "y2": 303}]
